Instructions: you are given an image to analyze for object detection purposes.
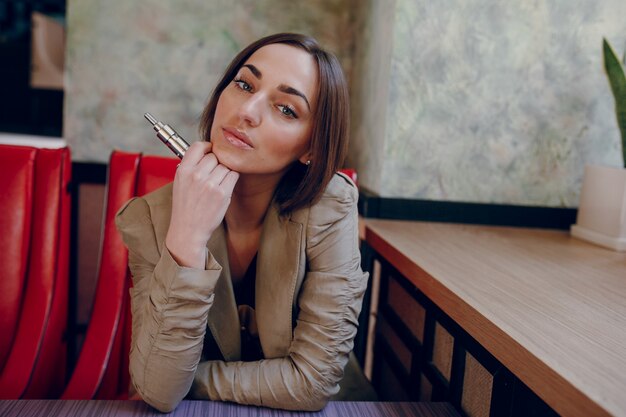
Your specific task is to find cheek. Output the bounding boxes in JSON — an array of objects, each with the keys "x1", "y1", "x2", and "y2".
[
  {"x1": 210, "y1": 94, "x2": 231, "y2": 137},
  {"x1": 214, "y1": 95, "x2": 228, "y2": 120},
  {"x1": 266, "y1": 126, "x2": 311, "y2": 158}
]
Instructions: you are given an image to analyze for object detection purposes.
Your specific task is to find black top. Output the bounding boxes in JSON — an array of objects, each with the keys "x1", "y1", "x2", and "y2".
[
  {"x1": 232, "y1": 253, "x2": 257, "y2": 310},
  {"x1": 201, "y1": 254, "x2": 264, "y2": 362},
  {"x1": 233, "y1": 253, "x2": 263, "y2": 361}
]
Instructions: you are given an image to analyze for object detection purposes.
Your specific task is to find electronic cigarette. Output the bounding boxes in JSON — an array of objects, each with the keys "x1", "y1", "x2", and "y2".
[{"x1": 144, "y1": 112, "x2": 190, "y2": 159}]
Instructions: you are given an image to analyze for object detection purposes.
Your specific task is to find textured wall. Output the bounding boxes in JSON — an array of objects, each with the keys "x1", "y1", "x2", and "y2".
[
  {"x1": 371, "y1": 0, "x2": 626, "y2": 206},
  {"x1": 65, "y1": 0, "x2": 626, "y2": 208},
  {"x1": 347, "y1": 0, "x2": 396, "y2": 197},
  {"x1": 65, "y1": 0, "x2": 356, "y2": 162}
]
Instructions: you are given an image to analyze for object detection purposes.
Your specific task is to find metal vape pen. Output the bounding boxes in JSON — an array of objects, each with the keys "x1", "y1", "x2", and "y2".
[{"x1": 144, "y1": 112, "x2": 190, "y2": 159}]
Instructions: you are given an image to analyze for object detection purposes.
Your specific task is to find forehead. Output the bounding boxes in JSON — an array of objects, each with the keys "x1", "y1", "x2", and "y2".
[{"x1": 243, "y1": 43, "x2": 319, "y2": 105}]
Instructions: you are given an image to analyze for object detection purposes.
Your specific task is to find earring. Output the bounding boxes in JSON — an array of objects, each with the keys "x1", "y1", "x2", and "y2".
[{"x1": 305, "y1": 160, "x2": 311, "y2": 166}]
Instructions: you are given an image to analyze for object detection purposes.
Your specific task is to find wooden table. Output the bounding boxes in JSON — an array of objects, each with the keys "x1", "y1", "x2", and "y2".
[
  {"x1": 0, "y1": 400, "x2": 459, "y2": 417},
  {"x1": 365, "y1": 219, "x2": 626, "y2": 417}
]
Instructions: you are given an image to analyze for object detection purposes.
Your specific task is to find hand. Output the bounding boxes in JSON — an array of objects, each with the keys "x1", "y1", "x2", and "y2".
[{"x1": 165, "y1": 141, "x2": 239, "y2": 268}]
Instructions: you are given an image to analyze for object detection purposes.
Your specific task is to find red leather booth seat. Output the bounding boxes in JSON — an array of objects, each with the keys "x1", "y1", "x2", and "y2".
[
  {"x1": 62, "y1": 151, "x2": 178, "y2": 400},
  {"x1": 0, "y1": 145, "x2": 72, "y2": 399},
  {"x1": 61, "y1": 150, "x2": 357, "y2": 400}
]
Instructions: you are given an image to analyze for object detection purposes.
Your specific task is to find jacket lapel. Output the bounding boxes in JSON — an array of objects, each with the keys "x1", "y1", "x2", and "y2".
[
  {"x1": 256, "y1": 204, "x2": 306, "y2": 358},
  {"x1": 205, "y1": 223, "x2": 241, "y2": 361}
]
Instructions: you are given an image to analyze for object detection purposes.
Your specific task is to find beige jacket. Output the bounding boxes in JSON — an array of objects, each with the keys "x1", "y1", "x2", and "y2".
[{"x1": 115, "y1": 173, "x2": 368, "y2": 412}]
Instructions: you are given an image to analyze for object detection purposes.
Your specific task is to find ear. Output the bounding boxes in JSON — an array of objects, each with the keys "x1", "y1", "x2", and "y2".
[{"x1": 298, "y1": 151, "x2": 313, "y2": 165}]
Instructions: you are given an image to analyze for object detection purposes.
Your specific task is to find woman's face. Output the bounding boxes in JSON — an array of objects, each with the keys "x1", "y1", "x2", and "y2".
[{"x1": 210, "y1": 43, "x2": 319, "y2": 176}]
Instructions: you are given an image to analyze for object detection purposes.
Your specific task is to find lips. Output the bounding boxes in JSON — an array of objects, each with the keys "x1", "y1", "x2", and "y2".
[{"x1": 222, "y1": 127, "x2": 254, "y2": 149}]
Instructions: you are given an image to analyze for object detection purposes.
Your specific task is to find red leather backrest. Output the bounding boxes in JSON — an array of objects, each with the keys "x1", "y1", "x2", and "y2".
[
  {"x1": 94, "y1": 151, "x2": 145, "y2": 399},
  {"x1": 100, "y1": 151, "x2": 143, "y2": 302},
  {"x1": 23, "y1": 148, "x2": 72, "y2": 398},
  {"x1": 135, "y1": 155, "x2": 179, "y2": 196},
  {"x1": 0, "y1": 147, "x2": 71, "y2": 399},
  {"x1": 0, "y1": 146, "x2": 37, "y2": 370},
  {"x1": 62, "y1": 151, "x2": 140, "y2": 400},
  {"x1": 338, "y1": 168, "x2": 358, "y2": 186},
  {"x1": 64, "y1": 151, "x2": 175, "y2": 400}
]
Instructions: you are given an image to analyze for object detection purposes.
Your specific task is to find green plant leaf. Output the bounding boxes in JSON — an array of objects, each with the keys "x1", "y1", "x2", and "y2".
[{"x1": 603, "y1": 38, "x2": 626, "y2": 168}]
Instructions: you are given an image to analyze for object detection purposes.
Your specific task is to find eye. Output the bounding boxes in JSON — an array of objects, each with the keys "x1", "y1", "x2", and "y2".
[
  {"x1": 234, "y1": 79, "x2": 253, "y2": 92},
  {"x1": 277, "y1": 104, "x2": 298, "y2": 119}
]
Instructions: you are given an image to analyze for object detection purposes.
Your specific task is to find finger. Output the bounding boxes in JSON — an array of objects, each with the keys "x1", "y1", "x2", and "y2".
[
  {"x1": 180, "y1": 141, "x2": 212, "y2": 166},
  {"x1": 220, "y1": 170, "x2": 240, "y2": 192},
  {"x1": 195, "y1": 151, "x2": 219, "y2": 174},
  {"x1": 205, "y1": 163, "x2": 231, "y2": 186}
]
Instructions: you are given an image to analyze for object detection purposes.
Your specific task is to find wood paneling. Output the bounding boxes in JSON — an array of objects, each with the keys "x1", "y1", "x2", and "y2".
[
  {"x1": 432, "y1": 323, "x2": 454, "y2": 382},
  {"x1": 387, "y1": 276, "x2": 426, "y2": 342},
  {"x1": 378, "y1": 317, "x2": 412, "y2": 373},
  {"x1": 365, "y1": 220, "x2": 626, "y2": 417},
  {"x1": 461, "y1": 352, "x2": 493, "y2": 417},
  {"x1": 420, "y1": 374, "x2": 433, "y2": 401},
  {"x1": 378, "y1": 357, "x2": 410, "y2": 401}
]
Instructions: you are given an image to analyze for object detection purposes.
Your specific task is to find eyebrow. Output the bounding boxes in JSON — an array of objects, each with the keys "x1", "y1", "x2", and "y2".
[
  {"x1": 242, "y1": 64, "x2": 262, "y2": 79},
  {"x1": 278, "y1": 84, "x2": 311, "y2": 111},
  {"x1": 242, "y1": 64, "x2": 311, "y2": 112}
]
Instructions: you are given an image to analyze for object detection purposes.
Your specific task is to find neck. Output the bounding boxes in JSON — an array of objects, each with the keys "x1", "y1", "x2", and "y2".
[{"x1": 225, "y1": 173, "x2": 283, "y2": 232}]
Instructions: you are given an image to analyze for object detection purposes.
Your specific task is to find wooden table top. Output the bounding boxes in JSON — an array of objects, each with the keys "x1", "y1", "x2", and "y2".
[
  {"x1": 0, "y1": 400, "x2": 460, "y2": 417},
  {"x1": 365, "y1": 219, "x2": 626, "y2": 417}
]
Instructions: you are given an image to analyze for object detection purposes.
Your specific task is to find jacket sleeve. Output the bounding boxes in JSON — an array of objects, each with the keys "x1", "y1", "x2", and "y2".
[
  {"x1": 115, "y1": 197, "x2": 223, "y2": 412},
  {"x1": 190, "y1": 179, "x2": 369, "y2": 411}
]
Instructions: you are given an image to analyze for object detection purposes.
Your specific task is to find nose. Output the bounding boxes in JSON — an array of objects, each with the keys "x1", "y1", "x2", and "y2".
[{"x1": 238, "y1": 93, "x2": 263, "y2": 127}]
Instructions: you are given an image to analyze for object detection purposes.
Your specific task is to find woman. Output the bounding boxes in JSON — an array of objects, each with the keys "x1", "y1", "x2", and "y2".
[{"x1": 115, "y1": 33, "x2": 369, "y2": 412}]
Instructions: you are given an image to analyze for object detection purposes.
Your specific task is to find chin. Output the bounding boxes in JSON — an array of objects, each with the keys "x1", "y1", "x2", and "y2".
[{"x1": 212, "y1": 146, "x2": 245, "y2": 172}]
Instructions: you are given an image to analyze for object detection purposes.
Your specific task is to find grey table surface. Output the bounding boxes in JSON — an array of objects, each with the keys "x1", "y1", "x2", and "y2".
[{"x1": 0, "y1": 400, "x2": 460, "y2": 417}]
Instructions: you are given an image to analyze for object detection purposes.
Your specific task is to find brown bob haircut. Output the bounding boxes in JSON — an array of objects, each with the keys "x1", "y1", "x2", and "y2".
[{"x1": 199, "y1": 33, "x2": 350, "y2": 215}]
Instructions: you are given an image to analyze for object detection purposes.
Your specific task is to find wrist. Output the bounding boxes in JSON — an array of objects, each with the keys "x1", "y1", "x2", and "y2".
[{"x1": 165, "y1": 234, "x2": 207, "y2": 269}]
